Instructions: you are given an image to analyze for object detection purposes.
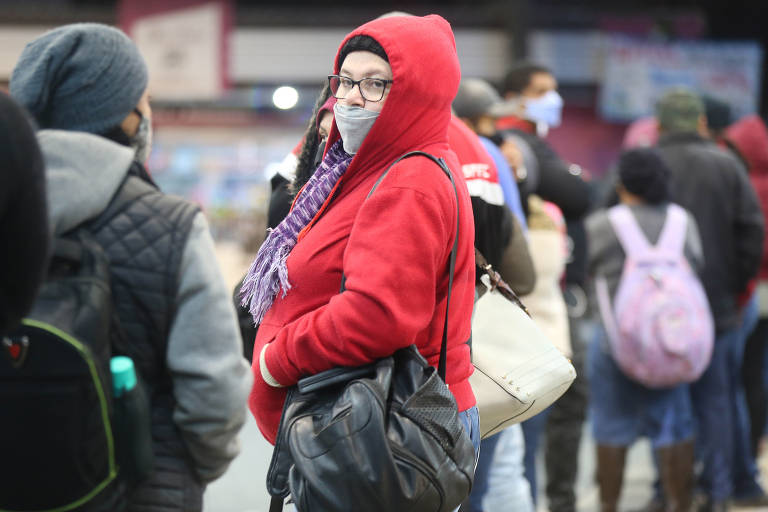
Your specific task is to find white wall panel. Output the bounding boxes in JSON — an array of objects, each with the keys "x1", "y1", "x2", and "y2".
[
  {"x1": 1, "y1": 25, "x2": 511, "y2": 91},
  {"x1": 230, "y1": 27, "x2": 511, "y2": 84},
  {"x1": 0, "y1": 27, "x2": 51, "y2": 80}
]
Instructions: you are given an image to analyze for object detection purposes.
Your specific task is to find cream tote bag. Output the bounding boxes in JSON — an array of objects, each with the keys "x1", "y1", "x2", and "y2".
[{"x1": 470, "y1": 252, "x2": 576, "y2": 439}]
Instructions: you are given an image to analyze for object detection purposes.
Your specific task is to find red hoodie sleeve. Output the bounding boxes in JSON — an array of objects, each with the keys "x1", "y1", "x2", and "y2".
[{"x1": 263, "y1": 165, "x2": 456, "y2": 387}]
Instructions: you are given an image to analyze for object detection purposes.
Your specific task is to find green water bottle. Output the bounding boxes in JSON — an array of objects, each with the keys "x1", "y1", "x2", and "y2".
[{"x1": 111, "y1": 356, "x2": 154, "y2": 484}]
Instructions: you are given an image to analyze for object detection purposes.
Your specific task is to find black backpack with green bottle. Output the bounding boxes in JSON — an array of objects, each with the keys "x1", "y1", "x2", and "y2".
[{"x1": 1, "y1": 224, "x2": 153, "y2": 511}]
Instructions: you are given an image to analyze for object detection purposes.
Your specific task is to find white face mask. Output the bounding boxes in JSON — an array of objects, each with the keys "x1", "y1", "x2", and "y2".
[
  {"x1": 524, "y1": 90, "x2": 563, "y2": 132},
  {"x1": 130, "y1": 110, "x2": 153, "y2": 164},
  {"x1": 333, "y1": 103, "x2": 380, "y2": 155}
]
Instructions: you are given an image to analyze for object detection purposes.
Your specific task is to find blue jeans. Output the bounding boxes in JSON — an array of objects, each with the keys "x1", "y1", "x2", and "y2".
[
  {"x1": 469, "y1": 428, "x2": 534, "y2": 512},
  {"x1": 521, "y1": 407, "x2": 551, "y2": 505},
  {"x1": 469, "y1": 434, "x2": 501, "y2": 511},
  {"x1": 691, "y1": 326, "x2": 742, "y2": 501},
  {"x1": 482, "y1": 424, "x2": 535, "y2": 512},
  {"x1": 456, "y1": 406, "x2": 481, "y2": 512},
  {"x1": 458, "y1": 406, "x2": 481, "y2": 466},
  {"x1": 731, "y1": 295, "x2": 764, "y2": 499}
]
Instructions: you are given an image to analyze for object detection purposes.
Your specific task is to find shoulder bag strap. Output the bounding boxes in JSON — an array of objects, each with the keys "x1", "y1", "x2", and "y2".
[
  {"x1": 340, "y1": 151, "x2": 459, "y2": 381},
  {"x1": 474, "y1": 248, "x2": 531, "y2": 317}
]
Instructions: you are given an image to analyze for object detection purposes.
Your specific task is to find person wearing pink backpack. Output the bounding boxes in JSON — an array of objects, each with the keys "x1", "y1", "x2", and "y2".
[{"x1": 586, "y1": 148, "x2": 707, "y2": 512}]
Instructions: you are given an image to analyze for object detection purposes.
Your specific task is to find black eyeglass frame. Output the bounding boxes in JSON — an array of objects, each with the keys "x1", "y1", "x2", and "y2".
[{"x1": 327, "y1": 74, "x2": 394, "y2": 102}]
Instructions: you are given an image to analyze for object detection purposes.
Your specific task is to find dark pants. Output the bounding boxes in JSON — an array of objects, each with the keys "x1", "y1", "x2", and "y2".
[
  {"x1": 520, "y1": 313, "x2": 590, "y2": 510},
  {"x1": 521, "y1": 406, "x2": 550, "y2": 505},
  {"x1": 544, "y1": 314, "x2": 589, "y2": 512},
  {"x1": 731, "y1": 295, "x2": 764, "y2": 500},
  {"x1": 691, "y1": 327, "x2": 741, "y2": 501},
  {"x1": 743, "y1": 317, "x2": 768, "y2": 456}
]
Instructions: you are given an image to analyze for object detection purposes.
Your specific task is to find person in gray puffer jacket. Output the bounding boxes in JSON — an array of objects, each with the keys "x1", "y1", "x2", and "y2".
[{"x1": 10, "y1": 23, "x2": 252, "y2": 511}]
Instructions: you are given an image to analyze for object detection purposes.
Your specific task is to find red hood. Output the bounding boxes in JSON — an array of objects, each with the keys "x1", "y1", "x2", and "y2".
[
  {"x1": 325, "y1": 15, "x2": 460, "y2": 190},
  {"x1": 726, "y1": 115, "x2": 768, "y2": 177},
  {"x1": 317, "y1": 96, "x2": 336, "y2": 130}
]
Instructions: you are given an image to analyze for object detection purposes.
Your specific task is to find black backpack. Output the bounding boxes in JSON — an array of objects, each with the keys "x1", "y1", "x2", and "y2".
[{"x1": 0, "y1": 230, "x2": 124, "y2": 511}]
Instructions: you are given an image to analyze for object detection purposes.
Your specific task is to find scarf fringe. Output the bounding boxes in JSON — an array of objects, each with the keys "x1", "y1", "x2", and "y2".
[
  {"x1": 239, "y1": 141, "x2": 352, "y2": 326},
  {"x1": 240, "y1": 240, "x2": 292, "y2": 325}
]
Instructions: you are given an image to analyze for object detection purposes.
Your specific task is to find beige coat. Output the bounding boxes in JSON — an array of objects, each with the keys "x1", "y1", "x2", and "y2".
[{"x1": 523, "y1": 195, "x2": 572, "y2": 357}]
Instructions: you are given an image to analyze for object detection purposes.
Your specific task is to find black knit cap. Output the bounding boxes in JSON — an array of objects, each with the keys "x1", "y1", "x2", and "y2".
[
  {"x1": 618, "y1": 148, "x2": 671, "y2": 205},
  {"x1": 702, "y1": 95, "x2": 732, "y2": 132},
  {"x1": 338, "y1": 35, "x2": 389, "y2": 67}
]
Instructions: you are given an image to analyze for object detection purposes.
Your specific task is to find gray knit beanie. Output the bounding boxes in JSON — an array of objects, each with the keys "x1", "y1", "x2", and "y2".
[
  {"x1": 10, "y1": 23, "x2": 148, "y2": 135},
  {"x1": 453, "y1": 78, "x2": 518, "y2": 120}
]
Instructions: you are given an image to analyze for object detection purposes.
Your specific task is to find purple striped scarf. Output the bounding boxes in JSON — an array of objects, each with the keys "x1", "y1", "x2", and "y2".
[{"x1": 240, "y1": 140, "x2": 353, "y2": 324}]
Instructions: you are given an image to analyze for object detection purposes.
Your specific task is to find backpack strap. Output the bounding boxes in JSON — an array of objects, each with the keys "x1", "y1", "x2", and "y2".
[
  {"x1": 598, "y1": 205, "x2": 645, "y2": 350},
  {"x1": 370, "y1": 151, "x2": 459, "y2": 382},
  {"x1": 595, "y1": 275, "x2": 621, "y2": 350},
  {"x1": 656, "y1": 204, "x2": 688, "y2": 256},
  {"x1": 342, "y1": 150, "x2": 459, "y2": 382},
  {"x1": 606, "y1": 204, "x2": 651, "y2": 258}
]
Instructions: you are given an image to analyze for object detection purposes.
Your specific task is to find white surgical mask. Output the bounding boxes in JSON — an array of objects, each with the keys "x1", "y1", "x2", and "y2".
[
  {"x1": 333, "y1": 103, "x2": 379, "y2": 155},
  {"x1": 524, "y1": 90, "x2": 563, "y2": 132},
  {"x1": 130, "y1": 110, "x2": 153, "y2": 164}
]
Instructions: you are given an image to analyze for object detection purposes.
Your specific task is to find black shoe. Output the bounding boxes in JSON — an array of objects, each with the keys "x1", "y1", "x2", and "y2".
[
  {"x1": 731, "y1": 492, "x2": 768, "y2": 508},
  {"x1": 629, "y1": 497, "x2": 665, "y2": 512},
  {"x1": 698, "y1": 498, "x2": 729, "y2": 512}
]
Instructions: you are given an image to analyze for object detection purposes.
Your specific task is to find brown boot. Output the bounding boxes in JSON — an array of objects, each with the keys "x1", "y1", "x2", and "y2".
[
  {"x1": 596, "y1": 444, "x2": 628, "y2": 512},
  {"x1": 657, "y1": 440, "x2": 695, "y2": 512}
]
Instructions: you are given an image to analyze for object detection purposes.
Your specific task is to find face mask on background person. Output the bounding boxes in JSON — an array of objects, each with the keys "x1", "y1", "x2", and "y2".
[
  {"x1": 333, "y1": 103, "x2": 380, "y2": 155},
  {"x1": 524, "y1": 90, "x2": 564, "y2": 135},
  {"x1": 130, "y1": 109, "x2": 153, "y2": 164}
]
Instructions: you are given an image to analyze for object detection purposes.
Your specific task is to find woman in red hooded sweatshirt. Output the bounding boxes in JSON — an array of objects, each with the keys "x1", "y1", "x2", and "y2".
[{"x1": 240, "y1": 14, "x2": 479, "y2": 457}]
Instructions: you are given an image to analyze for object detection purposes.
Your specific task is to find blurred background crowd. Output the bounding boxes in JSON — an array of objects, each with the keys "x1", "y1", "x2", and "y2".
[{"x1": 2, "y1": 0, "x2": 763, "y2": 265}]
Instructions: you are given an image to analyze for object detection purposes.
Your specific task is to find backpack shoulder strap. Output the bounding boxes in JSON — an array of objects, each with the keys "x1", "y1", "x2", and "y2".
[
  {"x1": 366, "y1": 151, "x2": 454, "y2": 198},
  {"x1": 598, "y1": 205, "x2": 648, "y2": 349},
  {"x1": 374, "y1": 151, "x2": 458, "y2": 382},
  {"x1": 607, "y1": 204, "x2": 651, "y2": 258},
  {"x1": 656, "y1": 204, "x2": 688, "y2": 256},
  {"x1": 595, "y1": 275, "x2": 621, "y2": 348},
  {"x1": 344, "y1": 150, "x2": 459, "y2": 382}
]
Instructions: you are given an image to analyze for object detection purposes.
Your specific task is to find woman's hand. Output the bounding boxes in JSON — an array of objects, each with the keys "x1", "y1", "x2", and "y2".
[{"x1": 248, "y1": 343, "x2": 289, "y2": 445}]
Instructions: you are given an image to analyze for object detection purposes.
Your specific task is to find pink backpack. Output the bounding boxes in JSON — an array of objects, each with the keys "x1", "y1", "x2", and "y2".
[{"x1": 596, "y1": 204, "x2": 714, "y2": 388}]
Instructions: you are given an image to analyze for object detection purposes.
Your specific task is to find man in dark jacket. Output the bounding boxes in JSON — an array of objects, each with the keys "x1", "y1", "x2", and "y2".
[
  {"x1": 654, "y1": 88, "x2": 764, "y2": 512},
  {"x1": 496, "y1": 61, "x2": 591, "y2": 512},
  {"x1": 10, "y1": 23, "x2": 251, "y2": 511}
]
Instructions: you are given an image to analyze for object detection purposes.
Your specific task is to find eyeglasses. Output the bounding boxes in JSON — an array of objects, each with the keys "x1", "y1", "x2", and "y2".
[{"x1": 328, "y1": 74, "x2": 393, "y2": 102}]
